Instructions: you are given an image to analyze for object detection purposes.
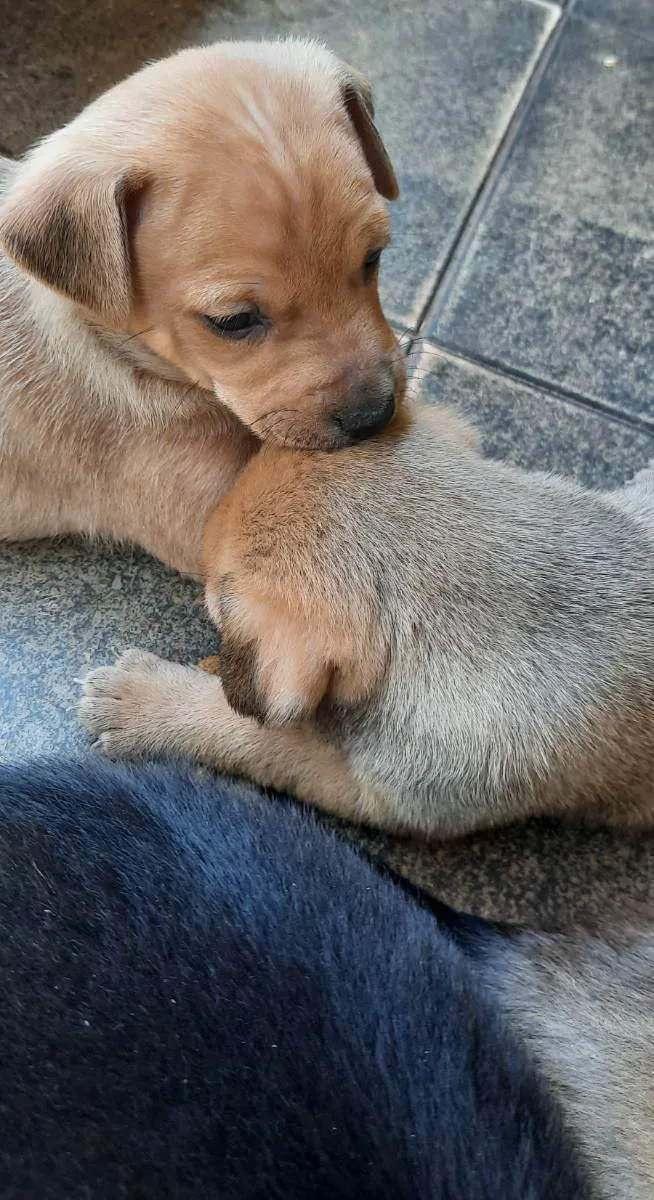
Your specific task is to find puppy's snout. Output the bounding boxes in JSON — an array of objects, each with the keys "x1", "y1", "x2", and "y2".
[{"x1": 334, "y1": 374, "x2": 395, "y2": 442}]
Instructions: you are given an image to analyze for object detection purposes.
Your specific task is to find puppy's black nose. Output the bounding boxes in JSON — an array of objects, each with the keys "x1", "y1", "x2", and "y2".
[{"x1": 334, "y1": 387, "x2": 395, "y2": 441}]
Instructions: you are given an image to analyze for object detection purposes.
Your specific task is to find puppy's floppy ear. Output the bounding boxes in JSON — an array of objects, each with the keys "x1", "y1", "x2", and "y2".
[
  {"x1": 214, "y1": 574, "x2": 388, "y2": 728},
  {"x1": 339, "y1": 67, "x2": 399, "y2": 201},
  {"x1": 216, "y1": 578, "x2": 333, "y2": 727},
  {"x1": 0, "y1": 156, "x2": 140, "y2": 323}
]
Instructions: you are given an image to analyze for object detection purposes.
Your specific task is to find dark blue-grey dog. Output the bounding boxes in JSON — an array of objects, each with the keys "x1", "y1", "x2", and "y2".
[{"x1": 0, "y1": 760, "x2": 649, "y2": 1198}]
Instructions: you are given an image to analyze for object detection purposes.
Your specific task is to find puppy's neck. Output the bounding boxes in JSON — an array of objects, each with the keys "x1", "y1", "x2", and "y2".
[{"x1": 97, "y1": 325, "x2": 194, "y2": 387}]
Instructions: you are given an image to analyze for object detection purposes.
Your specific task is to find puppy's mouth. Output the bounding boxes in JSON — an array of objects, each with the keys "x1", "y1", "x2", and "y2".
[
  {"x1": 244, "y1": 408, "x2": 339, "y2": 451},
  {"x1": 250, "y1": 395, "x2": 397, "y2": 451},
  {"x1": 253, "y1": 423, "x2": 349, "y2": 452}
]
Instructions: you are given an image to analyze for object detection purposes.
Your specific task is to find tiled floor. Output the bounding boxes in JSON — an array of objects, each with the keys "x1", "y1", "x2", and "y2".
[{"x1": 1, "y1": 0, "x2": 653, "y2": 924}]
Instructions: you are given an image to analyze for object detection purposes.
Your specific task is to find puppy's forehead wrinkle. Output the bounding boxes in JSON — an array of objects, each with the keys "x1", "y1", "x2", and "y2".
[
  {"x1": 180, "y1": 159, "x2": 383, "y2": 310},
  {"x1": 39, "y1": 38, "x2": 371, "y2": 213}
]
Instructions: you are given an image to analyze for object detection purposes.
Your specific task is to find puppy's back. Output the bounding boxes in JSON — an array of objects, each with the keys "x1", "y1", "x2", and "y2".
[{"x1": 0, "y1": 759, "x2": 588, "y2": 1199}]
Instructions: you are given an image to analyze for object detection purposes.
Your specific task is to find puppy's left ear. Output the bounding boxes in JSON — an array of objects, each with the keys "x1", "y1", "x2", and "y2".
[
  {"x1": 0, "y1": 154, "x2": 141, "y2": 323},
  {"x1": 214, "y1": 575, "x2": 388, "y2": 728},
  {"x1": 217, "y1": 582, "x2": 333, "y2": 726},
  {"x1": 339, "y1": 68, "x2": 399, "y2": 201}
]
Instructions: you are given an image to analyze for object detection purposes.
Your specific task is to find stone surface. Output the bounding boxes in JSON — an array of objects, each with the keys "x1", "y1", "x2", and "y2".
[
  {"x1": 411, "y1": 343, "x2": 654, "y2": 487},
  {"x1": 577, "y1": 0, "x2": 654, "y2": 38},
  {"x1": 0, "y1": 0, "x2": 559, "y2": 326},
  {"x1": 0, "y1": 540, "x2": 216, "y2": 761},
  {"x1": 431, "y1": 16, "x2": 654, "y2": 421},
  {"x1": 349, "y1": 817, "x2": 654, "y2": 927}
]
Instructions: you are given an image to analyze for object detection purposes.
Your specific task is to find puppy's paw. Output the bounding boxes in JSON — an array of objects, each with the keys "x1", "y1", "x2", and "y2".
[{"x1": 79, "y1": 649, "x2": 199, "y2": 759}]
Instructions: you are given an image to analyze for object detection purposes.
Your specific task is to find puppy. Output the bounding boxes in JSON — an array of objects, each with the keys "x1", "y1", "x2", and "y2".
[
  {"x1": 0, "y1": 756, "x2": 618, "y2": 1198},
  {"x1": 81, "y1": 403, "x2": 654, "y2": 837},
  {"x1": 0, "y1": 39, "x2": 402, "y2": 576}
]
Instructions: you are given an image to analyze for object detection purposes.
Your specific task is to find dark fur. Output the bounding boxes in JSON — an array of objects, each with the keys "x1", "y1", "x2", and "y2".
[{"x1": 0, "y1": 759, "x2": 588, "y2": 1199}]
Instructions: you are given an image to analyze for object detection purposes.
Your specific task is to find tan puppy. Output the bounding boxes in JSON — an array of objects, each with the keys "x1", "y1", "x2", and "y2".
[
  {"x1": 80, "y1": 403, "x2": 654, "y2": 838},
  {"x1": 0, "y1": 39, "x2": 402, "y2": 575}
]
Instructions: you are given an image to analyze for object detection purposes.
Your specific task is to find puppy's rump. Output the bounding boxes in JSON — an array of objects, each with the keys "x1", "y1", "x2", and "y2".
[{"x1": 0, "y1": 758, "x2": 588, "y2": 1199}]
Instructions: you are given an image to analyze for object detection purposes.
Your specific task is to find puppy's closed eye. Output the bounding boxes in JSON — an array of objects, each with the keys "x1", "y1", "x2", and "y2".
[
  {"x1": 362, "y1": 247, "x2": 383, "y2": 281},
  {"x1": 200, "y1": 309, "x2": 269, "y2": 342}
]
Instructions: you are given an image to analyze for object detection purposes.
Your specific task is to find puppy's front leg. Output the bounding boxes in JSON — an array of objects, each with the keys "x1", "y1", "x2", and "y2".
[{"x1": 79, "y1": 650, "x2": 365, "y2": 822}]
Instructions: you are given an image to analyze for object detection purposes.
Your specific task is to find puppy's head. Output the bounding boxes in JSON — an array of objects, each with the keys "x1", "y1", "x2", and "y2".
[
  {"x1": 0, "y1": 39, "x2": 403, "y2": 448},
  {"x1": 200, "y1": 417, "x2": 416, "y2": 725}
]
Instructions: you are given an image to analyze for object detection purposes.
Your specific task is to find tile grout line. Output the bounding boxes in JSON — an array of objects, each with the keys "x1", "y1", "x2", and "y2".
[
  {"x1": 411, "y1": 336, "x2": 654, "y2": 439},
  {"x1": 412, "y1": 0, "x2": 574, "y2": 335}
]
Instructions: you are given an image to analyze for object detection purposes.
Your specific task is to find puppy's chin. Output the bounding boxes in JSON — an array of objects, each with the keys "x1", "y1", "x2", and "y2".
[
  {"x1": 268, "y1": 428, "x2": 348, "y2": 452},
  {"x1": 246, "y1": 412, "x2": 349, "y2": 452}
]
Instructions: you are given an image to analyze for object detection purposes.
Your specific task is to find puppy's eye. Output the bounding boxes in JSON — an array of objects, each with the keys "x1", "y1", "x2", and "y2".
[
  {"x1": 201, "y1": 310, "x2": 268, "y2": 341},
  {"x1": 362, "y1": 247, "x2": 383, "y2": 280}
]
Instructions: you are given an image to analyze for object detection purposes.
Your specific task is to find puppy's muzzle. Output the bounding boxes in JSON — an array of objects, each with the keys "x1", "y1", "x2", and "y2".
[{"x1": 333, "y1": 364, "x2": 396, "y2": 442}]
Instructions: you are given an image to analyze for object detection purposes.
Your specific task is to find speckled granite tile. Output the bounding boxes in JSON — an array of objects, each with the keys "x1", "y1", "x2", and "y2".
[
  {"x1": 344, "y1": 818, "x2": 654, "y2": 927},
  {"x1": 577, "y1": 0, "x2": 654, "y2": 41},
  {"x1": 411, "y1": 343, "x2": 654, "y2": 487},
  {"x1": 0, "y1": 0, "x2": 216, "y2": 156},
  {"x1": 429, "y1": 17, "x2": 654, "y2": 422},
  {"x1": 0, "y1": 539, "x2": 217, "y2": 763},
  {"x1": 0, "y1": 0, "x2": 560, "y2": 326}
]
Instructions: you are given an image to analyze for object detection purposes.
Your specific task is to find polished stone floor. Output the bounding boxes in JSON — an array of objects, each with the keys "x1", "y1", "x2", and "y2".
[{"x1": 1, "y1": 0, "x2": 653, "y2": 923}]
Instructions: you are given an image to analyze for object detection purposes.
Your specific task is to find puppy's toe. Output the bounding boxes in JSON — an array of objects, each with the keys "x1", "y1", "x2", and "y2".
[
  {"x1": 88, "y1": 730, "x2": 134, "y2": 760},
  {"x1": 82, "y1": 665, "x2": 126, "y2": 703},
  {"x1": 78, "y1": 687, "x2": 124, "y2": 738},
  {"x1": 114, "y1": 647, "x2": 168, "y2": 672}
]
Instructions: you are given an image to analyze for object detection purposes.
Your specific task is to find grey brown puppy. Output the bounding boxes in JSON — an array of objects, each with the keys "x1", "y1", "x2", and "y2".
[
  {"x1": 0, "y1": 39, "x2": 401, "y2": 576},
  {"x1": 80, "y1": 403, "x2": 654, "y2": 837}
]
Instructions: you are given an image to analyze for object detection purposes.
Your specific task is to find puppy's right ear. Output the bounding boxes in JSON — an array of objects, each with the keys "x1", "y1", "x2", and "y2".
[
  {"x1": 0, "y1": 156, "x2": 140, "y2": 323},
  {"x1": 339, "y1": 67, "x2": 399, "y2": 201}
]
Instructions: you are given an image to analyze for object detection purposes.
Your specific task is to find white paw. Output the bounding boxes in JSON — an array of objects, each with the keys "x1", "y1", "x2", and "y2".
[{"x1": 79, "y1": 648, "x2": 186, "y2": 759}]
